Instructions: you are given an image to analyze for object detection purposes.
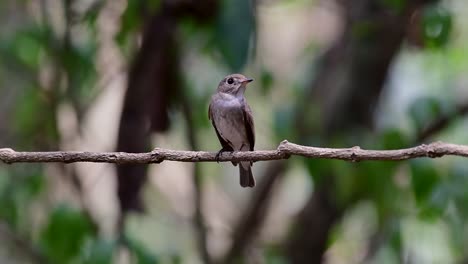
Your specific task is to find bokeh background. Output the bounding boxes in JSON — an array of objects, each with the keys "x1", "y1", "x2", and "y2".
[{"x1": 1, "y1": 0, "x2": 468, "y2": 263}]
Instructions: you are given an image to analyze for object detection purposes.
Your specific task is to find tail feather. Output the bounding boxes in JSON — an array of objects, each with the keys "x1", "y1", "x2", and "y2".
[{"x1": 239, "y1": 162, "x2": 255, "y2": 188}]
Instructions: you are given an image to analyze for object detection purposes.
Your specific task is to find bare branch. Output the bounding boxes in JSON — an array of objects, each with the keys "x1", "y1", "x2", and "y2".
[
  {"x1": 1, "y1": 141, "x2": 468, "y2": 164},
  {"x1": 417, "y1": 102, "x2": 468, "y2": 142}
]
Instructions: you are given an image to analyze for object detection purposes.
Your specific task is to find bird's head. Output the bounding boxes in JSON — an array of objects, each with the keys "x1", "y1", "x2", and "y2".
[{"x1": 217, "y1": 73, "x2": 254, "y2": 96}]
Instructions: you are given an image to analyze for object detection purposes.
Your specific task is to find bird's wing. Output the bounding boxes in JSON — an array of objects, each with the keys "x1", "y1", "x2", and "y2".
[
  {"x1": 242, "y1": 101, "x2": 255, "y2": 151},
  {"x1": 208, "y1": 102, "x2": 233, "y2": 150}
]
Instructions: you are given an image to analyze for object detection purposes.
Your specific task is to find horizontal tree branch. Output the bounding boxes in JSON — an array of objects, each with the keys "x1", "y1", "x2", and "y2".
[{"x1": 1, "y1": 140, "x2": 468, "y2": 164}]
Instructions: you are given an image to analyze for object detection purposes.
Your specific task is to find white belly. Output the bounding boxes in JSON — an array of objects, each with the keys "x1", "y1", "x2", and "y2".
[{"x1": 211, "y1": 95, "x2": 248, "y2": 151}]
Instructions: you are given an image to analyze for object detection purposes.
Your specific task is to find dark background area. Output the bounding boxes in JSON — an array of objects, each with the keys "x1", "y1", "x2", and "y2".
[{"x1": 0, "y1": 0, "x2": 468, "y2": 263}]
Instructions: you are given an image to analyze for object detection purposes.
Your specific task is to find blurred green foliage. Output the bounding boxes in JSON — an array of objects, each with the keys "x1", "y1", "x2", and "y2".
[
  {"x1": 422, "y1": 5, "x2": 452, "y2": 48},
  {"x1": 40, "y1": 205, "x2": 95, "y2": 263},
  {"x1": 214, "y1": 0, "x2": 255, "y2": 71},
  {"x1": 0, "y1": 0, "x2": 467, "y2": 263}
]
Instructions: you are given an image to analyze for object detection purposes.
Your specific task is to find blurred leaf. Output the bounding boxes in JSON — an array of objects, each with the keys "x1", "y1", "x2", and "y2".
[
  {"x1": 389, "y1": 220, "x2": 402, "y2": 255},
  {"x1": 408, "y1": 97, "x2": 443, "y2": 132},
  {"x1": 170, "y1": 255, "x2": 182, "y2": 264},
  {"x1": 273, "y1": 106, "x2": 294, "y2": 141},
  {"x1": 422, "y1": 6, "x2": 452, "y2": 48},
  {"x1": 82, "y1": 1, "x2": 104, "y2": 27},
  {"x1": 13, "y1": 86, "x2": 58, "y2": 146},
  {"x1": 380, "y1": 129, "x2": 409, "y2": 149},
  {"x1": 0, "y1": 192, "x2": 18, "y2": 227},
  {"x1": 410, "y1": 159, "x2": 450, "y2": 220},
  {"x1": 303, "y1": 158, "x2": 333, "y2": 183},
  {"x1": 40, "y1": 205, "x2": 95, "y2": 263},
  {"x1": 23, "y1": 173, "x2": 45, "y2": 198},
  {"x1": 117, "y1": 0, "x2": 144, "y2": 46},
  {"x1": 116, "y1": 0, "x2": 161, "y2": 53},
  {"x1": 215, "y1": 0, "x2": 255, "y2": 71},
  {"x1": 410, "y1": 159, "x2": 439, "y2": 206},
  {"x1": 260, "y1": 70, "x2": 274, "y2": 95},
  {"x1": 61, "y1": 42, "x2": 97, "y2": 106},
  {"x1": 81, "y1": 239, "x2": 115, "y2": 264},
  {"x1": 352, "y1": 21, "x2": 377, "y2": 40},
  {"x1": 126, "y1": 236, "x2": 159, "y2": 264},
  {"x1": 0, "y1": 166, "x2": 45, "y2": 231},
  {"x1": 355, "y1": 161, "x2": 399, "y2": 217},
  {"x1": 0, "y1": 26, "x2": 50, "y2": 71},
  {"x1": 264, "y1": 244, "x2": 288, "y2": 264},
  {"x1": 186, "y1": 85, "x2": 211, "y2": 129},
  {"x1": 14, "y1": 87, "x2": 43, "y2": 133},
  {"x1": 13, "y1": 31, "x2": 43, "y2": 69},
  {"x1": 447, "y1": 163, "x2": 468, "y2": 217},
  {"x1": 419, "y1": 183, "x2": 450, "y2": 220},
  {"x1": 381, "y1": 0, "x2": 406, "y2": 13}
]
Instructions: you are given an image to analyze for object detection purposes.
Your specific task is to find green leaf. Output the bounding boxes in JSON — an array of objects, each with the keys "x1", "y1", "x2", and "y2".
[
  {"x1": 380, "y1": 128, "x2": 409, "y2": 149},
  {"x1": 0, "y1": 193, "x2": 18, "y2": 227},
  {"x1": 40, "y1": 205, "x2": 95, "y2": 263},
  {"x1": 215, "y1": 0, "x2": 255, "y2": 71},
  {"x1": 264, "y1": 244, "x2": 288, "y2": 264},
  {"x1": 126, "y1": 236, "x2": 159, "y2": 264},
  {"x1": 81, "y1": 239, "x2": 115, "y2": 264},
  {"x1": 351, "y1": 21, "x2": 377, "y2": 40},
  {"x1": 260, "y1": 70, "x2": 274, "y2": 95},
  {"x1": 447, "y1": 163, "x2": 468, "y2": 217},
  {"x1": 419, "y1": 184, "x2": 450, "y2": 220},
  {"x1": 303, "y1": 158, "x2": 331, "y2": 183},
  {"x1": 381, "y1": 0, "x2": 406, "y2": 13},
  {"x1": 273, "y1": 106, "x2": 294, "y2": 141},
  {"x1": 389, "y1": 220, "x2": 402, "y2": 255},
  {"x1": 13, "y1": 31, "x2": 43, "y2": 69},
  {"x1": 0, "y1": 167, "x2": 45, "y2": 229},
  {"x1": 422, "y1": 6, "x2": 452, "y2": 48},
  {"x1": 408, "y1": 97, "x2": 443, "y2": 132},
  {"x1": 116, "y1": 0, "x2": 161, "y2": 52},
  {"x1": 13, "y1": 86, "x2": 58, "y2": 146},
  {"x1": 82, "y1": 2, "x2": 104, "y2": 27},
  {"x1": 410, "y1": 159, "x2": 440, "y2": 206},
  {"x1": 410, "y1": 159, "x2": 450, "y2": 220},
  {"x1": 61, "y1": 42, "x2": 97, "y2": 106},
  {"x1": 0, "y1": 26, "x2": 49, "y2": 71},
  {"x1": 355, "y1": 161, "x2": 399, "y2": 216},
  {"x1": 23, "y1": 173, "x2": 45, "y2": 198}
]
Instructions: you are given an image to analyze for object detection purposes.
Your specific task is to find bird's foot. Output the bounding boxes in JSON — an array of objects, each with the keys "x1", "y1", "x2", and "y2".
[{"x1": 216, "y1": 148, "x2": 233, "y2": 163}]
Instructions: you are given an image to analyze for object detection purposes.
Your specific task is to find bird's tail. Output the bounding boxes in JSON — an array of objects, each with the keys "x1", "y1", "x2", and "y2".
[{"x1": 239, "y1": 162, "x2": 255, "y2": 187}]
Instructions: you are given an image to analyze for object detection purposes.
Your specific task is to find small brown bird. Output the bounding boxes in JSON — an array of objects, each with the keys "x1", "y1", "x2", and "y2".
[{"x1": 208, "y1": 74, "x2": 255, "y2": 187}]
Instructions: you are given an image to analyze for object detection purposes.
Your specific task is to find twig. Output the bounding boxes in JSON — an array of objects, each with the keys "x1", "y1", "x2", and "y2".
[
  {"x1": 1, "y1": 140, "x2": 468, "y2": 163},
  {"x1": 1, "y1": 141, "x2": 468, "y2": 164},
  {"x1": 417, "y1": 102, "x2": 468, "y2": 142}
]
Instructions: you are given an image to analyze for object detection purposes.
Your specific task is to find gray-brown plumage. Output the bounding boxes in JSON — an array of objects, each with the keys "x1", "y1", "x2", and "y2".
[{"x1": 209, "y1": 74, "x2": 255, "y2": 187}]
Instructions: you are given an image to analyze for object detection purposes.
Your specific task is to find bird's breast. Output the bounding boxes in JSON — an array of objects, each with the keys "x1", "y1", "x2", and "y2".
[{"x1": 210, "y1": 95, "x2": 248, "y2": 150}]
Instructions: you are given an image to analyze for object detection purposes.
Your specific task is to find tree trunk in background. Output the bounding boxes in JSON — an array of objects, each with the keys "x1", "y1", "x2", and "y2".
[
  {"x1": 287, "y1": 1, "x2": 438, "y2": 263},
  {"x1": 116, "y1": 12, "x2": 177, "y2": 216},
  {"x1": 115, "y1": 0, "x2": 218, "y2": 238}
]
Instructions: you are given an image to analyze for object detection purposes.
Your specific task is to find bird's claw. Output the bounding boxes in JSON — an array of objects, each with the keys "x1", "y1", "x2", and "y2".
[{"x1": 216, "y1": 149, "x2": 232, "y2": 163}]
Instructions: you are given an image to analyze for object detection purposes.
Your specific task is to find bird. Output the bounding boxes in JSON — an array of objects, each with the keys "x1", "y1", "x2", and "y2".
[{"x1": 208, "y1": 73, "x2": 256, "y2": 187}]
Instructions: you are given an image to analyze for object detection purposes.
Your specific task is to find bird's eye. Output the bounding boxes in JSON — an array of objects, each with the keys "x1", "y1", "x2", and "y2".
[{"x1": 227, "y1": 78, "x2": 234, "y2": 84}]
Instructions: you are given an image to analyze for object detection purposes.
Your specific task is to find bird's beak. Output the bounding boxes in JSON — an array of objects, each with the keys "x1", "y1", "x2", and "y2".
[{"x1": 242, "y1": 78, "x2": 254, "y2": 84}]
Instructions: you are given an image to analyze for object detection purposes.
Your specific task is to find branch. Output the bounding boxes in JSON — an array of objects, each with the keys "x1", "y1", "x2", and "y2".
[
  {"x1": 417, "y1": 102, "x2": 468, "y2": 142},
  {"x1": 1, "y1": 141, "x2": 468, "y2": 164}
]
